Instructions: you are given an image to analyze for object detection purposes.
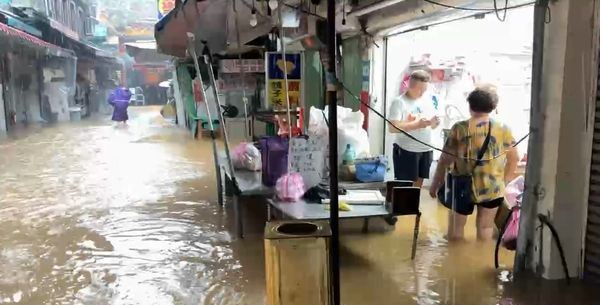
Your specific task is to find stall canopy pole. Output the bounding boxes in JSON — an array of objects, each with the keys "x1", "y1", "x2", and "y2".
[
  {"x1": 326, "y1": 0, "x2": 340, "y2": 304},
  {"x1": 186, "y1": 33, "x2": 224, "y2": 205},
  {"x1": 204, "y1": 54, "x2": 237, "y2": 189},
  {"x1": 233, "y1": 0, "x2": 250, "y2": 140}
]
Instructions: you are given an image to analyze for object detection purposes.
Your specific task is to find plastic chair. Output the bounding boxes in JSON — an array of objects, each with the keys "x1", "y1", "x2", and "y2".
[{"x1": 129, "y1": 87, "x2": 145, "y2": 106}]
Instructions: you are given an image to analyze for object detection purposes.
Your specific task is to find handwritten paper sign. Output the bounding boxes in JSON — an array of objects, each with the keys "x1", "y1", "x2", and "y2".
[{"x1": 289, "y1": 135, "x2": 329, "y2": 188}]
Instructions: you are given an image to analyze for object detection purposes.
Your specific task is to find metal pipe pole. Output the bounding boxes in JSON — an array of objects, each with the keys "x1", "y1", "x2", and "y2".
[
  {"x1": 187, "y1": 33, "x2": 223, "y2": 206},
  {"x1": 232, "y1": 0, "x2": 250, "y2": 140},
  {"x1": 326, "y1": 0, "x2": 340, "y2": 304},
  {"x1": 204, "y1": 54, "x2": 236, "y2": 187},
  {"x1": 203, "y1": 52, "x2": 244, "y2": 237}
]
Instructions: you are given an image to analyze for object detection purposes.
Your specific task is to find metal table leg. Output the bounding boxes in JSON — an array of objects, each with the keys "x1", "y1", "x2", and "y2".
[
  {"x1": 216, "y1": 166, "x2": 223, "y2": 206},
  {"x1": 362, "y1": 218, "x2": 369, "y2": 233},
  {"x1": 267, "y1": 201, "x2": 272, "y2": 221},
  {"x1": 411, "y1": 211, "x2": 422, "y2": 260},
  {"x1": 234, "y1": 195, "x2": 243, "y2": 238}
]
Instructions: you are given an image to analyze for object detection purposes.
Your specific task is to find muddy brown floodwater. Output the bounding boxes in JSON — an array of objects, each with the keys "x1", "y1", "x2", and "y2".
[{"x1": 0, "y1": 106, "x2": 598, "y2": 305}]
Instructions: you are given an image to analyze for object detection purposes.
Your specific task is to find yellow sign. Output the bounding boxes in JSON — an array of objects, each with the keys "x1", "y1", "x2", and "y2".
[
  {"x1": 266, "y1": 52, "x2": 303, "y2": 109},
  {"x1": 269, "y1": 80, "x2": 301, "y2": 109},
  {"x1": 158, "y1": 0, "x2": 176, "y2": 18}
]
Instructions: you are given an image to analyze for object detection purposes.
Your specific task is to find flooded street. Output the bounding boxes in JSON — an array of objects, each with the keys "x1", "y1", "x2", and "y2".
[
  {"x1": 0, "y1": 107, "x2": 263, "y2": 304},
  {"x1": 0, "y1": 107, "x2": 597, "y2": 305}
]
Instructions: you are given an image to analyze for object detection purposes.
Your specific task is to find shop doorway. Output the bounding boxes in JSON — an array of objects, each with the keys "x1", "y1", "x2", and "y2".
[
  {"x1": 381, "y1": 5, "x2": 533, "y2": 185},
  {"x1": 0, "y1": 56, "x2": 10, "y2": 132}
]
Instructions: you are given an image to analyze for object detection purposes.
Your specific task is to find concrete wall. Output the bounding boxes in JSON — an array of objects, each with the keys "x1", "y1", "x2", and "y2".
[{"x1": 517, "y1": 0, "x2": 599, "y2": 279}]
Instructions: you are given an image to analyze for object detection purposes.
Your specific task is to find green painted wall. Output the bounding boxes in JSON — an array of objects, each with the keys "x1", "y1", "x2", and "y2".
[
  {"x1": 175, "y1": 64, "x2": 198, "y2": 137},
  {"x1": 342, "y1": 36, "x2": 362, "y2": 111},
  {"x1": 303, "y1": 50, "x2": 324, "y2": 127}
]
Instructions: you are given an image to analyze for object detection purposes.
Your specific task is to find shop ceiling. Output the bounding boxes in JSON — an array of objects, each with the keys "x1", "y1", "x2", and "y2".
[
  {"x1": 154, "y1": 0, "x2": 534, "y2": 57},
  {"x1": 342, "y1": 0, "x2": 534, "y2": 37}
]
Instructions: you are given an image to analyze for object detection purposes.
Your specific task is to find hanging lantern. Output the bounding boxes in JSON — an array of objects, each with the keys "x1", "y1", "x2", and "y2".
[
  {"x1": 268, "y1": 0, "x2": 278, "y2": 10},
  {"x1": 250, "y1": 9, "x2": 258, "y2": 26}
]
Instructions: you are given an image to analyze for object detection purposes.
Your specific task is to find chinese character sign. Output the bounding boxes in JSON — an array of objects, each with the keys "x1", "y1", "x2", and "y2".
[
  {"x1": 266, "y1": 52, "x2": 302, "y2": 109},
  {"x1": 158, "y1": 0, "x2": 176, "y2": 19}
]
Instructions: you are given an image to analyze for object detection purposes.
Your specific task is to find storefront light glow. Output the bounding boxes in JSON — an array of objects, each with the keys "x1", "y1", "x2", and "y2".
[
  {"x1": 250, "y1": 8, "x2": 258, "y2": 27},
  {"x1": 269, "y1": 0, "x2": 278, "y2": 10}
]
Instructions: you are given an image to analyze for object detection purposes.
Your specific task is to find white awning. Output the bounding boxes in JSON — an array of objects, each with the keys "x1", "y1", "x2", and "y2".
[{"x1": 124, "y1": 41, "x2": 158, "y2": 50}]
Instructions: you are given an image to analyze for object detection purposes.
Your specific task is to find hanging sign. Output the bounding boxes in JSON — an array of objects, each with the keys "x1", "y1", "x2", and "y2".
[
  {"x1": 265, "y1": 52, "x2": 302, "y2": 110},
  {"x1": 220, "y1": 59, "x2": 264, "y2": 73}
]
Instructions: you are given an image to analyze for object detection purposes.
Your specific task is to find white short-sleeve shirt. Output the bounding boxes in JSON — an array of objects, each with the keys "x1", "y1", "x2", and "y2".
[{"x1": 389, "y1": 94, "x2": 436, "y2": 152}]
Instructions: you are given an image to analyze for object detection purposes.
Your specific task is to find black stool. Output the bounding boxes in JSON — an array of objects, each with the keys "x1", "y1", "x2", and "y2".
[{"x1": 387, "y1": 181, "x2": 421, "y2": 260}]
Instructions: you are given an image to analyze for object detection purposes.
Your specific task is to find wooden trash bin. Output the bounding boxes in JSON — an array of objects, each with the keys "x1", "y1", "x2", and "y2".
[{"x1": 264, "y1": 221, "x2": 331, "y2": 305}]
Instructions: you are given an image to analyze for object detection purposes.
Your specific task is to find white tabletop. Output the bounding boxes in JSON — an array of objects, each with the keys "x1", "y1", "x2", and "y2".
[{"x1": 269, "y1": 199, "x2": 389, "y2": 220}]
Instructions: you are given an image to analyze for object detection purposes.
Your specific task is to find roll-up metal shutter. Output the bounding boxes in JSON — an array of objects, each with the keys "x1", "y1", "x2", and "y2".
[{"x1": 585, "y1": 70, "x2": 600, "y2": 282}]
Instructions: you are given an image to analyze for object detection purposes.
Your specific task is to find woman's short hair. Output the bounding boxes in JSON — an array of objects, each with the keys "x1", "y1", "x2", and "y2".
[{"x1": 467, "y1": 85, "x2": 498, "y2": 113}]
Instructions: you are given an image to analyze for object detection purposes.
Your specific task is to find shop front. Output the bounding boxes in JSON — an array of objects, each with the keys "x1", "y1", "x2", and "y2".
[
  {"x1": 0, "y1": 21, "x2": 76, "y2": 132},
  {"x1": 153, "y1": 1, "x2": 598, "y2": 302},
  {"x1": 359, "y1": 0, "x2": 599, "y2": 284},
  {"x1": 377, "y1": 5, "x2": 533, "y2": 183}
]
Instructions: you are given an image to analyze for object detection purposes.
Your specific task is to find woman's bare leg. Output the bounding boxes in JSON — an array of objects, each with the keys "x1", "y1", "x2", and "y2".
[
  {"x1": 447, "y1": 210, "x2": 467, "y2": 241},
  {"x1": 476, "y1": 206, "x2": 498, "y2": 240}
]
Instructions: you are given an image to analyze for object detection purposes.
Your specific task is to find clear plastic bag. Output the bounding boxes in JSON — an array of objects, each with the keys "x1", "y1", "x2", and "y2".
[
  {"x1": 232, "y1": 142, "x2": 261, "y2": 171},
  {"x1": 505, "y1": 175, "x2": 524, "y2": 208}
]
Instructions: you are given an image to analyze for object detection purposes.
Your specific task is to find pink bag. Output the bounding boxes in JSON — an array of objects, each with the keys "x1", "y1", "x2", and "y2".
[
  {"x1": 500, "y1": 176, "x2": 524, "y2": 250},
  {"x1": 501, "y1": 206, "x2": 520, "y2": 250},
  {"x1": 275, "y1": 172, "x2": 305, "y2": 202}
]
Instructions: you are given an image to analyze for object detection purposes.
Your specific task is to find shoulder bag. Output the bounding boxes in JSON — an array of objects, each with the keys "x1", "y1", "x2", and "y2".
[{"x1": 437, "y1": 121, "x2": 492, "y2": 214}]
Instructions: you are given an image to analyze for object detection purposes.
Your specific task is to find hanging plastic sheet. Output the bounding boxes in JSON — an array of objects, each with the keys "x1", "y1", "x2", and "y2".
[
  {"x1": 41, "y1": 56, "x2": 77, "y2": 122},
  {"x1": 176, "y1": 64, "x2": 199, "y2": 136}
]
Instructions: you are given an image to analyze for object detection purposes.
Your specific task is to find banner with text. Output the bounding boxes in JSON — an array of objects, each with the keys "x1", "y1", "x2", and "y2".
[{"x1": 265, "y1": 52, "x2": 302, "y2": 110}]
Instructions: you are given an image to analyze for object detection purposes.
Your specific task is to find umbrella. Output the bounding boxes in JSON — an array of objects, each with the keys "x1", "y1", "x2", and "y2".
[
  {"x1": 155, "y1": 0, "x2": 283, "y2": 57},
  {"x1": 159, "y1": 80, "x2": 171, "y2": 88}
]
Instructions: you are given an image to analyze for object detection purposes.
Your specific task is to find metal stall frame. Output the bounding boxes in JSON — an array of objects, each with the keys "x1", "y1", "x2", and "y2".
[{"x1": 186, "y1": 33, "x2": 227, "y2": 210}]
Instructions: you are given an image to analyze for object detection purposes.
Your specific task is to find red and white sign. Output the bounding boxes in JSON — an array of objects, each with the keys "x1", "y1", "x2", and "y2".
[{"x1": 219, "y1": 59, "x2": 264, "y2": 74}]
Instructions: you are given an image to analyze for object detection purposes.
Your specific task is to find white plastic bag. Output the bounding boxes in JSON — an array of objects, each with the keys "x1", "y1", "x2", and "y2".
[
  {"x1": 308, "y1": 106, "x2": 329, "y2": 137},
  {"x1": 338, "y1": 111, "x2": 369, "y2": 162},
  {"x1": 314, "y1": 105, "x2": 370, "y2": 165}
]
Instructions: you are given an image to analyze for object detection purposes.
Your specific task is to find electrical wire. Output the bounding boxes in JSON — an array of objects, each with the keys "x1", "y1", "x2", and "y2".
[
  {"x1": 544, "y1": 4, "x2": 551, "y2": 24},
  {"x1": 537, "y1": 214, "x2": 571, "y2": 284},
  {"x1": 494, "y1": 0, "x2": 509, "y2": 22},
  {"x1": 339, "y1": 82, "x2": 530, "y2": 162},
  {"x1": 423, "y1": 0, "x2": 534, "y2": 11}
]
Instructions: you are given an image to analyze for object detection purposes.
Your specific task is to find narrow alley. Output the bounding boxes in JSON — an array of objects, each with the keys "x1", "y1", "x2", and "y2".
[
  {"x1": 0, "y1": 107, "x2": 596, "y2": 304},
  {"x1": 0, "y1": 107, "x2": 265, "y2": 304}
]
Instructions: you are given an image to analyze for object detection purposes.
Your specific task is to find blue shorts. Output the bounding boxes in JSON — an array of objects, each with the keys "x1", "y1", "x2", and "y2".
[{"x1": 392, "y1": 144, "x2": 433, "y2": 181}]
